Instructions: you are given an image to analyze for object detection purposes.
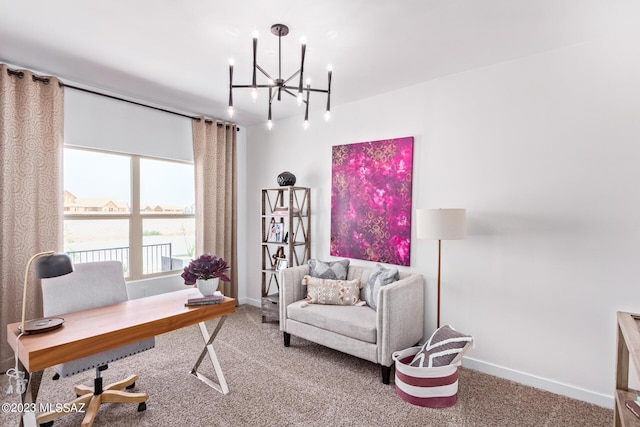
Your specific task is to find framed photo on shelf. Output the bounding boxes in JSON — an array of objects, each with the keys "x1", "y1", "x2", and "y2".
[
  {"x1": 275, "y1": 258, "x2": 288, "y2": 271},
  {"x1": 267, "y1": 222, "x2": 284, "y2": 243}
]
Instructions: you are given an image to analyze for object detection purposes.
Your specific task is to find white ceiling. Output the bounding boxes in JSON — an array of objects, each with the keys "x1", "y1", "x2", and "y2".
[{"x1": 1, "y1": 0, "x2": 638, "y2": 126}]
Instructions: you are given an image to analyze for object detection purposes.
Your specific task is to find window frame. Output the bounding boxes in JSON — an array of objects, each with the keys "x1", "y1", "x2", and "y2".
[{"x1": 63, "y1": 146, "x2": 195, "y2": 280}]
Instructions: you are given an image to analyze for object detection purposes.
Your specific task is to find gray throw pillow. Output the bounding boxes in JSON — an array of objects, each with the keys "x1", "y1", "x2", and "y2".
[
  {"x1": 308, "y1": 259, "x2": 350, "y2": 280},
  {"x1": 364, "y1": 263, "x2": 399, "y2": 311},
  {"x1": 410, "y1": 325, "x2": 473, "y2": 368}
]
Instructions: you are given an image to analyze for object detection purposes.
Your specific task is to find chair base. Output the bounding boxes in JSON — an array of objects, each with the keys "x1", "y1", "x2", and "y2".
[{"x1": 36, "y1": 374, "x2": 147, "y2": 427}]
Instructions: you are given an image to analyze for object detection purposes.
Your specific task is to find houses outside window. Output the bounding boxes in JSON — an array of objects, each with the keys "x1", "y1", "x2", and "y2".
[{"x1": 63, "y1": 147, "x2": 195, "y2": 280}]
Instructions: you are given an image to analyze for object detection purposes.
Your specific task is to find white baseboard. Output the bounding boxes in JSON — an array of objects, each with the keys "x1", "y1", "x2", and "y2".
[
  {"x1": 237, "y1": 297, "x2": 261, "y2": 307},
  {"x1": 462, "y1": 356, "x2": 613, "y2": 408}
]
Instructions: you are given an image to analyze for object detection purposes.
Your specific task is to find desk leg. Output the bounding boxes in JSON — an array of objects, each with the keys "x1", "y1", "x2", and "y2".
[
  {"x1": 19, "y1": 370, "x2": 37, "y2": 427},
  {"x1": 190, "y1": 316, "x2": 229, "y2": 395}
]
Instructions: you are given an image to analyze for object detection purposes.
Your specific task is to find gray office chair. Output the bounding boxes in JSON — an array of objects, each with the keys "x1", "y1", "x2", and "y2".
[{"x1": 37, "y1": 261, "x2": 155, "y2": 427}]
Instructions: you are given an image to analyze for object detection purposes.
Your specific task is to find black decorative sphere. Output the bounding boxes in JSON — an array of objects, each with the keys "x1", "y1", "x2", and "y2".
[{"x1": 277, "y1": 171, "x2": 296, "y2": 186}]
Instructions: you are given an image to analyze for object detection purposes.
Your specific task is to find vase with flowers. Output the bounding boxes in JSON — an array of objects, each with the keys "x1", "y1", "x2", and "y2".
[{"x1": 181, "y1": 254, "x2": 231, "y2": 296}]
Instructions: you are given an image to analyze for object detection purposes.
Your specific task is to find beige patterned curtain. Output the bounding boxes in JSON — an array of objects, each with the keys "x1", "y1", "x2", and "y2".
[
  {"x1": 0, "y1": 64, "x2": 64, "y2": 372},
  {"x1": 192, "y1": 119, "x2": 238, "y2": 300}
]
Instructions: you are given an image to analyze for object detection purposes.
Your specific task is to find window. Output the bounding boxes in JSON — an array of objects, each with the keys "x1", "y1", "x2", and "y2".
[{"x1": 64, "y1": 147, "x2": 195, "y2": 279}]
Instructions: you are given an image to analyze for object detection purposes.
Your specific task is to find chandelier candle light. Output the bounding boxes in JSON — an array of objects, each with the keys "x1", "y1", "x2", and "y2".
[{"x1": 228, "y1": 23, "x2": 332, "y2": 130}]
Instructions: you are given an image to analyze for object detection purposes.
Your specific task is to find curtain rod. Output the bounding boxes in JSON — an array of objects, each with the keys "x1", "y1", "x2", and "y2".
[
  {"x1": 59, "y1": 82, "x2": 238, "y2": 130},
  {"x1": 5, "y1": 66, "x2": 238, "y2": 129}
]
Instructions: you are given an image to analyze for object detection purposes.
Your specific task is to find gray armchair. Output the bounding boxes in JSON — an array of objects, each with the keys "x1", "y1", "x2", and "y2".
[
  {"x1": 279, "y1": 264, "x2": 425, "y2": 383},
  {"x1": 38, "y1": 261, "x2": 155, "y2": 426}
]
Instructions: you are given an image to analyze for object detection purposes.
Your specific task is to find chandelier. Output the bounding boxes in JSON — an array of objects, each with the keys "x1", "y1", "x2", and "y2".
[{"x1": 227, "y1": 23, "x2": 332, "y2": 130}]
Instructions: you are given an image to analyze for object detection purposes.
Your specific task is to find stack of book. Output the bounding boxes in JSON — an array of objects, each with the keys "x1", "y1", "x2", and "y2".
[{"x1": 185, "y1": 294, "x2": 224, "y2": 306}]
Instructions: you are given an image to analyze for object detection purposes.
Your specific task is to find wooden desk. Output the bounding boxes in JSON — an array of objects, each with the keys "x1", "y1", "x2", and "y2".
[{"x1": 7, "y1": 289, "x2": 236, "y2": 426}]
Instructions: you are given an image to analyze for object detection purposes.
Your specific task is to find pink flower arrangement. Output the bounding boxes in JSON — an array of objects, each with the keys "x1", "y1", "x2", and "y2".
[{"x1": 181, "y1": 254, "x2": 230, "y2": 285}]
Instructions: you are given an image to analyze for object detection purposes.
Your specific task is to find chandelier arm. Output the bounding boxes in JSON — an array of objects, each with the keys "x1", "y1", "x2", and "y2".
[
  {"x1": 270, "y1": 89, "x2": 279, "y2": 102},
  {"x1": 232, "y1": 84, "x2": 277, "y2": 89},
  {"x1": 231, "y1": 84, "x2": 262, "y2": 89},
  {"x1": 256, "y1": 64, "x2": 273, "y2": 81},
  {"x1": 327, "y1": 69, "x2": 332, "y2": 112},
  {"x1": 252, "y1": 37, "x2": 257, "y2": 87},
  {"x1": 298, "y1": 44, "x2": 306, "y2": 94},
  {"x1": 283, "y1": 70, "x2": 301, "y2": 85},
  {"x1": 232, "y1": 84, "x2": 327, "y2": 93},
  {"x1": 303, "y1": 87, "x2": 330, "y2": 94},
  {"x1": 282, "y1": 88, "x2": 302, "y2": 100},
  {"x1": 228, "y1": 64, "x2": 233, "y2": 109},
  {"x1": 304, "y1": 83, "x2": 310, "y2": 122}
]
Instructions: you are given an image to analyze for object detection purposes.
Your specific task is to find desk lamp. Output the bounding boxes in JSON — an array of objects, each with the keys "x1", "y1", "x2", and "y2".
[
  {"x1": 416, "y1": 209, "x2": 466, "y2": 328},
  {"x1": 20, "y1": 251, "x2": 74, "y2": 334},
  {"x1": 7, "y1": 251, "x2": 73, "y2": 395}
]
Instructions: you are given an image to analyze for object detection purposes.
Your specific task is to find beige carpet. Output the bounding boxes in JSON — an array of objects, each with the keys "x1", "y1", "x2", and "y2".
[{"x1": 1, "y1": 304, "x2": 611, "y2": 426}]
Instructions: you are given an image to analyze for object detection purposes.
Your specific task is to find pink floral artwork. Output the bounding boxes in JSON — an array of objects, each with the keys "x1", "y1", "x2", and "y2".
[{"x1": 330, "y1": 137, "x2": 414, "y2": 266}]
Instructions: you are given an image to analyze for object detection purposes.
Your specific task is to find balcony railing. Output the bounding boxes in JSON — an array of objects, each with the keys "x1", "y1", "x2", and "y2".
[{"x1": 67, "y1": 243, "x2": 178, "y2": 275}]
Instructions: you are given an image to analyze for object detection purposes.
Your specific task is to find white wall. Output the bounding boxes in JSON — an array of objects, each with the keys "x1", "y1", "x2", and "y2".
[{"x1": 244, "y1": 30, "x2": 640, "y2": 407}]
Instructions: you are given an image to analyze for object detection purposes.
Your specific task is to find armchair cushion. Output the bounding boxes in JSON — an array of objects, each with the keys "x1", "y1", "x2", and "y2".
[
  {"x1": 303, "y1": 275, "x2": 362, "y2": 305},
  {"x1": 410, "y1": 325, "x2": 473, "y2": 368},
  {"x1": 308, "y1": 258, "x2": 350, "y2": 280},
  {"x1": 364, "y1": 263, "x2": 399, "y2": 310},
  {"x1": 287, "y1": 301, "x2": 377, "y2": 343}
]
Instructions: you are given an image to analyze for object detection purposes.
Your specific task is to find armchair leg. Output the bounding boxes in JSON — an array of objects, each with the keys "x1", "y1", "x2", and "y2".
[
  {"x1": 381, "y1": 365, "x2": 392, "y2": 384},
  {"x1": 283, "y1": 332, "x2": 291, "y2": 347}
]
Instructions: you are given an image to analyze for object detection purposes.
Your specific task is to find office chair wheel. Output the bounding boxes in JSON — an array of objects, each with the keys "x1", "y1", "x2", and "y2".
[
  {"x1": 126, "y1": 381, "x2": 136, "y2": 389},
  {"x1": 39, "y1": 421, "x2": 53, "y2": 427},
  {"x1": 137, "y1": 402, "x2": 147, "y2": 412}
]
